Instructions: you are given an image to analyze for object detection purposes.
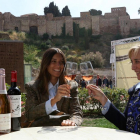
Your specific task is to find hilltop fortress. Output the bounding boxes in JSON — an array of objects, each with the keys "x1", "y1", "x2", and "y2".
[{"x1": 0, "y1": 7, "x2": 140, "y2": 36}]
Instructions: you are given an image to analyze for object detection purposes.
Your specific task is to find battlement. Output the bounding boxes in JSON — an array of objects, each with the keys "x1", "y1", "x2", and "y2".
[
  {"x1": 20, "y1": 13, "x2": 38, "y2": 17},
  {"x1": 111, "y1": 7, "x2": 127, "y2": 16},
  {"x1": 0, "y1": 7, "x2": 139, "y2": 36},
  {"x1": 80, "y1": 12, "x2": 91, "y2": 19}
]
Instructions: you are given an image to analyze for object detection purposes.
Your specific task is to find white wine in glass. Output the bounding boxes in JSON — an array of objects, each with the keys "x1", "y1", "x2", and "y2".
[
  {"x1": 80, "y1": 61, "x2": 94, "y2": 85},
  {"x1": 65, "y1": 62, "x2": 77, "y2": 82},
  {"x1": 64, "y1": 61, "x2": 78, "y2": 98}
]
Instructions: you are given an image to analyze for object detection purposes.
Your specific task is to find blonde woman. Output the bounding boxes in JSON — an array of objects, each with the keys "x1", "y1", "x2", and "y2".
[{"x1": 87, "y1": 46, "x2": 140, "y2": 135}]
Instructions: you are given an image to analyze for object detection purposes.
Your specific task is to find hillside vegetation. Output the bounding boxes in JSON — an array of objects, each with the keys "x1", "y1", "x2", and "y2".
[{"x1": 0, "y1": 30, "x2": 139, "y2": 69}]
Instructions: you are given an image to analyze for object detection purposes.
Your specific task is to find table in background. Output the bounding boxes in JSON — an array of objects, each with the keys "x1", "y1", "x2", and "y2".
[{"x1": 0, "y1": 126, "x2": 140, "y2": 140}]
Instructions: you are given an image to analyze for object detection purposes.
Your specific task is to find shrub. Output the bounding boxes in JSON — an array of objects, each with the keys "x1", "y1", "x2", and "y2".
[
  {"x1": 55, "y1": 42, "x2": 61, "y2": 46},
  {"x1": 81, "y1": 51, "x2": 105, "y2": 68},
  {"x1": 42, "y1": 33, "x2": 49, "y2": 40},
  {"x1": 102, "y1": 87, "x2": 128, "y2": 112},
  {"x1": 46, "y1": 40, "x2": 51, "y2": 45},
  {"x1": 113, "y1": 34, "x2": 123, "y2": 40},
  {"x1": 89, "y1": 35, "x2": 102, "y2": 42},
  {"x1": 21, "y1": 93, "x2": 26, "y2": 113},
  {"x1": 20, "y1": 86, "x2": 128, "y2": 115},
  {"x1": 61, "y1": 45, "x2": 69, "y2": 51},
  {"x1": 78, "y1": 87, "x2": 102, "y2": 115},
  {"x1": 40, "y1": 42, "x2": 51, "y2": 49},
  {"x1": 78, "y1": 87, "x2": 128, "y2": 114},
  {"x1": 8, "y1": 30, "x2": 13, "y2": 34}
]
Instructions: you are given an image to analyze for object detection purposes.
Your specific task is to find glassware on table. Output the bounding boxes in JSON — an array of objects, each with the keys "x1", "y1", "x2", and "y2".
[
  {"x1": 80, "y1": 61, "x2": 94, "y2": 85},
  {"x1": 64, "y1": 61, "x2": 78, "y2": 98}
]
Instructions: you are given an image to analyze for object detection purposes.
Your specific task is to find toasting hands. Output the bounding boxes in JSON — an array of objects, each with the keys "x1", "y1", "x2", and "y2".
[
  {"x1": 51, "y1": 84, "x2": 70, "y2": 107},
  {"x1": 86, "y1": 84, "x2": 108, "y2": 106},
  {"x1": 55, "y1": 84, "x2": 70, "y2": 101}
]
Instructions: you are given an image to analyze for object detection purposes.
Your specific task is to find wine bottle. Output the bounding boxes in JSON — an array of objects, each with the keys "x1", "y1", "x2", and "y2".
[
  {"x1": 0, "y1": 68, "x2": 11, "y2": 134},
  {"x1": 8, "y1": 70, "x2": 21, "y2": 131}
]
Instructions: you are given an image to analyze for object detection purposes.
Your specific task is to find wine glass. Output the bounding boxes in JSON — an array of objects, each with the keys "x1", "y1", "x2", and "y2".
[
  {"x1": 64, "y1": 61, "x2": 78, "y2": 98},
  {"x1": 80, "y1": 61, "x2": 94, "y2": 85}
]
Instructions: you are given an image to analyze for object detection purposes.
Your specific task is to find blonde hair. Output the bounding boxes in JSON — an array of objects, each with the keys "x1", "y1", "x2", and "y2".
[{"x1": 128, "y1": 46, "x2": 140, "y2": 58}]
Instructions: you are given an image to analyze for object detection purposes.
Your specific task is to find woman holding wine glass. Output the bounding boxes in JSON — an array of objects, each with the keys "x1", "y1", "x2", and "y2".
[{"x1": 25, "y1": 48, "x2": 83, "y2": 127}]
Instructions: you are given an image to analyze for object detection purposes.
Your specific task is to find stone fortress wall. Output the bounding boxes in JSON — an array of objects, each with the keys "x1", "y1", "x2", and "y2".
[{"x1": 0, "y1": 7, "x2": 140, "y2": 36}]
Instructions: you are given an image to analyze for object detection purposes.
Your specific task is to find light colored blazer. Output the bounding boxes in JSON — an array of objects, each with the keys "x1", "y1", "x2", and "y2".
[{"x1": 25, "y1": 80, "x2": 83, "y2": 127}]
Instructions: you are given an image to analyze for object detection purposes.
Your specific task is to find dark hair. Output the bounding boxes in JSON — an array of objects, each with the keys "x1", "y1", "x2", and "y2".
[{"x1": 36, "y1": 48, "x2": 66, "y2": 94}]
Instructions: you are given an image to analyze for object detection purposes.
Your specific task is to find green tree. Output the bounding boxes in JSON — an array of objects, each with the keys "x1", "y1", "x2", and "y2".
[
  {"x1": 73, "y1": 22, "x2": 79, "y2": 43},
  {"x1": 89, "y1": 9, "x2": 102, "y2": 16},
  {"x1": 61, "y1": 23, "x2": 66, "y2": 37},
  {"x1": 42, "y1": 33, "x2": 49, "y2": 40},
  {"x1": 53, "y1": 5, "x2": 62, "y2": 17},
  {"x1": 44, "y1": 2, "x2": 61, "y2": 17},
  {"x1": 62, "y1": 6, "x2": 71, "y2": 16},
  {"x1": 44, "y1": 7, "x2": 49, "y2": 15},
  {"x1": 84, "y1": 30, "x2": 89, "y2": 49},
  {"x1": 81, "y1": 51, "x2": 105, "y2": 68},
  {"x1": 24, "y1": 44, "x2": 40, "y2": 65}
]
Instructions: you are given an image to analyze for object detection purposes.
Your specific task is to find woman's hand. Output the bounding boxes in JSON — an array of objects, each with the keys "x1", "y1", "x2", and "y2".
[
  {"x1": 51, "y1": 84, "x2": 70, "y2": 107},
  {"x1": 61, "y1": 119, "x2": 76, "y2": 126},
  {"x1": 54, "y1": 84, "x2": 70, "y2": 102},
  {"x1": 86, "y1": 84, "x2": 108, "y2": 106}
]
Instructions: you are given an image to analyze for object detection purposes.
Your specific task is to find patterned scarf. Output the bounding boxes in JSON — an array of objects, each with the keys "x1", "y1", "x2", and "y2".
[{"x1": 126, "y1": 90, "x2": 140, "y2": 134}]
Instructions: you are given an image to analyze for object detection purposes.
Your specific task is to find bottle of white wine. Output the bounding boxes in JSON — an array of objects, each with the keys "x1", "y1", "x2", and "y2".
[{"x1": 0, "y1": 68, "x2": 11, "y2": 134}]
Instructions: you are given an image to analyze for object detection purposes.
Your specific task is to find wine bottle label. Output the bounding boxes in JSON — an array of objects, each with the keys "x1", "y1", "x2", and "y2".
[
  {"x1": 0, "y1": 90, "x2": 7, "y2": 94},
  {"x1": 8, "y1": 95, "x2": 21, "y2": 117},
  {"x1": 0, "y1": 113, "x2": 11, "y2": 130}
]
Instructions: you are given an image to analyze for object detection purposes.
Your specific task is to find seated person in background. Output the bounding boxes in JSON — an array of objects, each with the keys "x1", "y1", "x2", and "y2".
[
  {"x1": 25, "y1": 48, "x2": 83, "y2": 127},
  {"x1": 87, "y1": 46, "x2": 140, "y2": 135}
]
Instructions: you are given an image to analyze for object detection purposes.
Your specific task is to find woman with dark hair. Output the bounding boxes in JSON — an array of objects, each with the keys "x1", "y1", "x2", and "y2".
[{"x1": 25, "y1": 48, "x2": 83, "y2": 127}]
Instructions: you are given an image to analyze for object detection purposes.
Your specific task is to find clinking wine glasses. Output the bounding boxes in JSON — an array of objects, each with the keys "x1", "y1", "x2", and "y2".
[
  {"x1": 65, "y1": 61, "x2": 78, "y2": 82},
  {"x1": 64, "y1": 61, "x2": 78, "y2": 98},
  {"x1": 80, "y1": 61, "x2": 94, "y2": 85}
]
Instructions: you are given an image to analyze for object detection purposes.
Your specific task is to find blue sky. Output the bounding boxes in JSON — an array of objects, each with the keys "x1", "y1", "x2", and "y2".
[{"x1": 0, "y1": 0, "x2": 140, "y2": 19}]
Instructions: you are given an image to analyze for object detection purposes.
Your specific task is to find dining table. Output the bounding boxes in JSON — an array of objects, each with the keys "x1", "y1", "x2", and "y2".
[{"x1": 0, "y1": 126, "x2": 140, "y2": 140}]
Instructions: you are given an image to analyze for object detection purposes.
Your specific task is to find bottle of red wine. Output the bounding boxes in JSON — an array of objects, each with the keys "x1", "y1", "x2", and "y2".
[
  {"x1": 8, "y1": 70, "x2": 21, "y2": 131},
  {"x1": 0, "y1": 68, "x2": 11, "y2": 134}
]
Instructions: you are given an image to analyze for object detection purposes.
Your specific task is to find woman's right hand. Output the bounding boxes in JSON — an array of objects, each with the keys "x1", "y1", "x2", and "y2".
[
  {"x1": 54, "y1": 84, "x2": 70, "y2": 102},
  {"x1": 51, "y1": 84, "x2": 70, "y2": 107},
  {"x1": 86, "y1": 84, "x2": 108, "y2": 106}
]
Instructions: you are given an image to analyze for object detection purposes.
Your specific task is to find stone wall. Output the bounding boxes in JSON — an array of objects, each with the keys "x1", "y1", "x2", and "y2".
[
  {"x1": 130, "y1": 19, "x2": 140, "y2": 31},
  {"x1": 119, "y1": 16, "x2": 130, "y2": 35},
  {"x1": 100, "y1": 16, "x2": 119, "y2": 34},
  {"x1": 111, "y1": 7, "x2": 127, "y2": 16},
  {"x1": 0, "y1": 7, "x2": 140, "y2": 36},
  {"x1": 91, "y1": 16, "x2": 100, "y2": 35},
  {"x1": 65, "y1": 17, "x2": 73, "y2": 36}
]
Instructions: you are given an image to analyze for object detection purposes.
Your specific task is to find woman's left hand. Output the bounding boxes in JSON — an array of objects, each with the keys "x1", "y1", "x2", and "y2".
[{"x1": 61, "y1": 119, "x2": 76, "y2": 126}]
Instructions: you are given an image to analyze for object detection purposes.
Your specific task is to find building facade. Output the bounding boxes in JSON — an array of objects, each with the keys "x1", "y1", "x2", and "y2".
[{"x1": 0, "y1": 7, "x2": 140, "y2": 36}]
